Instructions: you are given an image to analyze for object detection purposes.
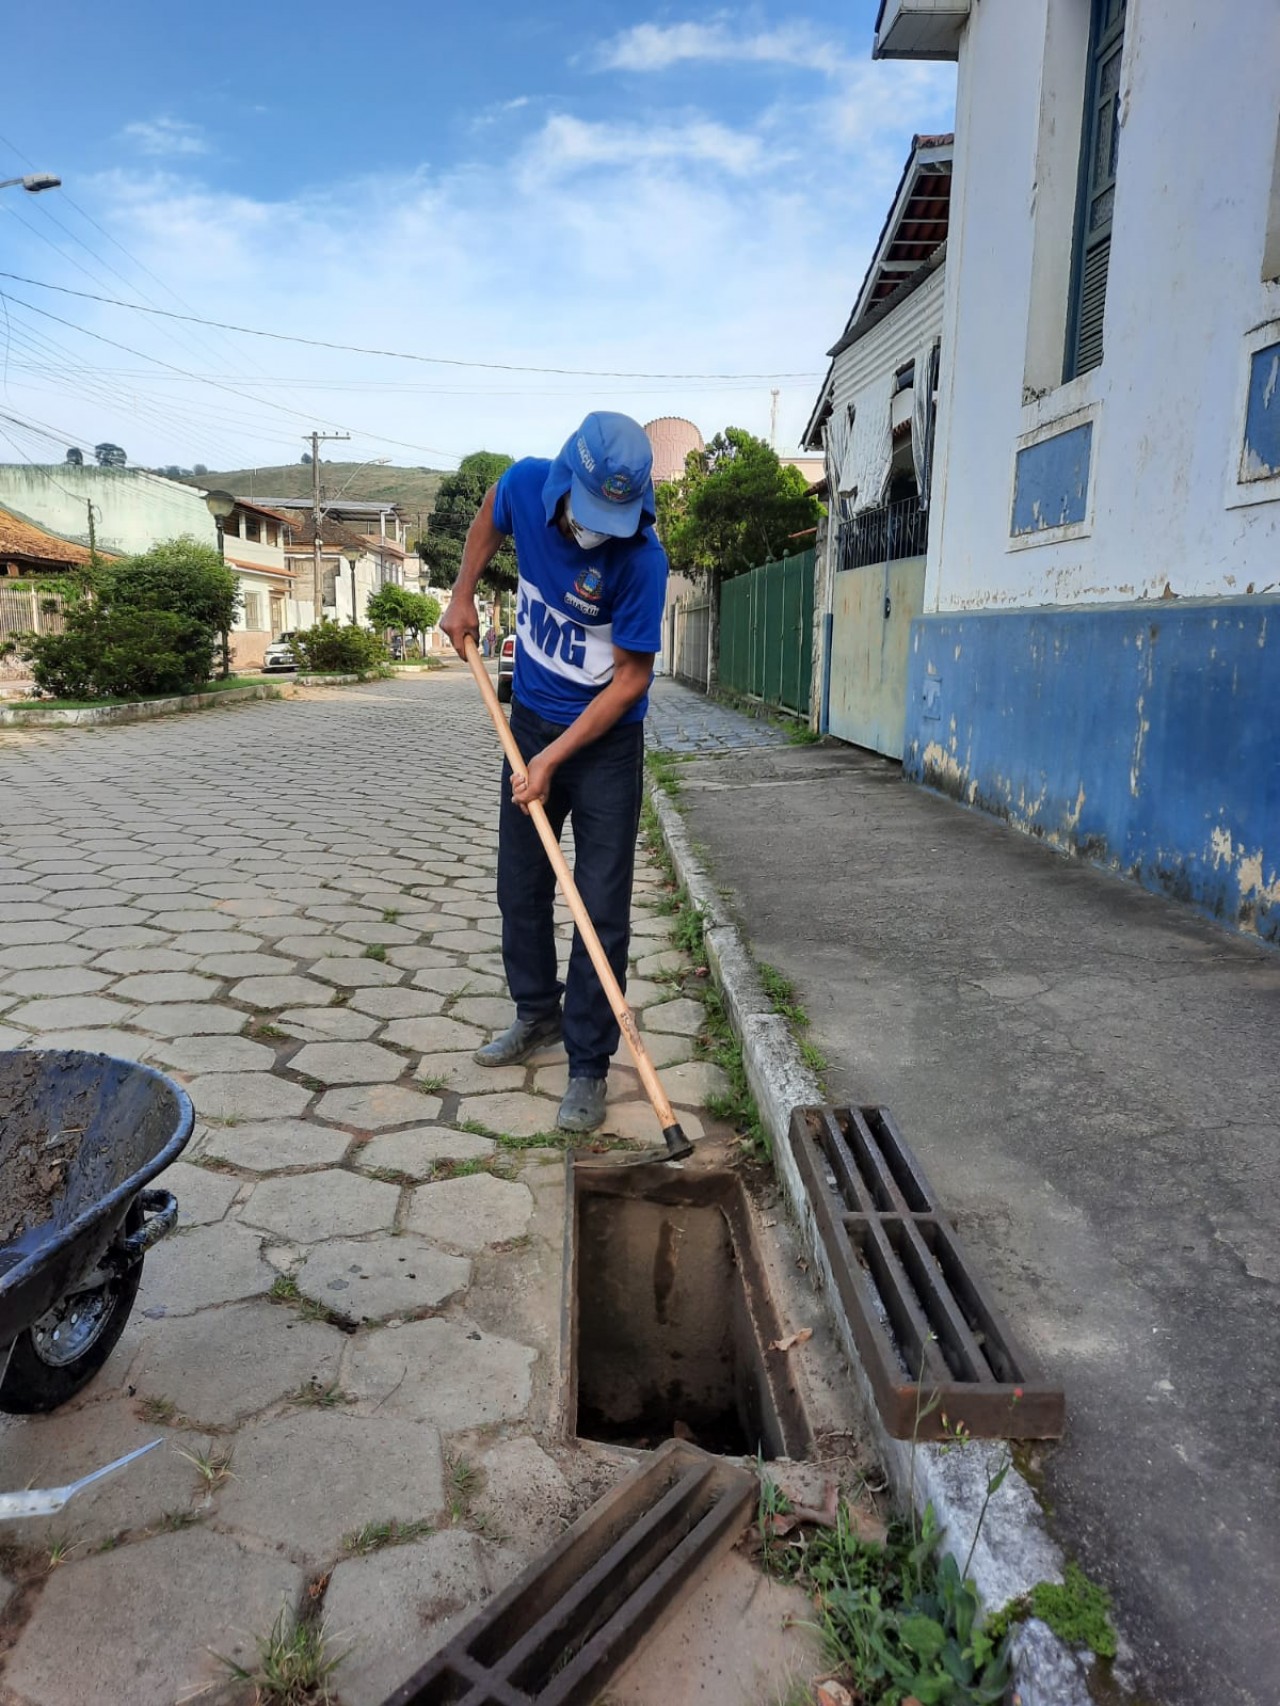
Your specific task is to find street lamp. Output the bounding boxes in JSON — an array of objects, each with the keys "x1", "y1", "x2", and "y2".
[
  {"x1": 343, "y1": 546, "x2": 360, "y2": 624},
  {"x1": 0, "y1": 173, "x2": 61, "y2": 194},
  {"x1": 204, "y1": 491, "x2": 237, "y2": 677}
]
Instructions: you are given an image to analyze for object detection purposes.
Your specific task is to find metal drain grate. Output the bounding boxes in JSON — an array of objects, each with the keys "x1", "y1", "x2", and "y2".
[
  {"x1": 381, "y1": 1439, "x2": 756, "y2": 1706},
  {"x1": 789, "y1": 1105, "x2": 1064, "y2": 1440}
]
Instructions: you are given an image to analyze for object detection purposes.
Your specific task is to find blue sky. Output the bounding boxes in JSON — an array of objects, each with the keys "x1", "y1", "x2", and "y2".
[{"x1": 0, "y1": 2, "x2": 953, "y2": 473}]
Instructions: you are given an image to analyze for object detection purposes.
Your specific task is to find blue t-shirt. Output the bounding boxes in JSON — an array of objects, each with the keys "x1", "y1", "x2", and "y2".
[{"x1": 492, "y1": 456, "x2": 668, "y2": 726}]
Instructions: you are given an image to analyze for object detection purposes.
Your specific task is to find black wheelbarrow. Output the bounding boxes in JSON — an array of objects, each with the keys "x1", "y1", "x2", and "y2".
[{"x1": 0, "y1": 1049, "x2": 193, "y2": 1418}]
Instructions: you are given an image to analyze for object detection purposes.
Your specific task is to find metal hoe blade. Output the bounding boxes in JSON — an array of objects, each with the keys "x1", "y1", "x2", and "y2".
[{"x1": 0, "y1": 1438, "x2": 162, "y2": 1520}]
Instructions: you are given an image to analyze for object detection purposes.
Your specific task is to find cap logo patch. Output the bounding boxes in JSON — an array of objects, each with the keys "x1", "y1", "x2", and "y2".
[{"x1": 601, "y1": 472, "x2": 635, "y2": 502}]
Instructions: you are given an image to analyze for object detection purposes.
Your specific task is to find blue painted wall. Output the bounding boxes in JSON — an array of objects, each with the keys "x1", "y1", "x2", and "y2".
[
  {"x1": 1011, "y1": 423, "x2": 1093, "y2": 535},
  {"x1": 903, "y1": 600, "x2": 1280, "y2": 942}
]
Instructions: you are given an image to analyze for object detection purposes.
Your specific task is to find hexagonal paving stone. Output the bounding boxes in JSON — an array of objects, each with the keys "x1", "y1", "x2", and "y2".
[
  {"x1": 308, "y1": 956, "x2": 404, "y2": 988},
  {"x1": 275, "y1": 1005, "x2": 381, "y2": 1042},
  {"x1": 231, "y1": 973, "x2": 333, "y2": 1007},
  {"x1": 0, "y1": 1400, "x2": 201, "y2": 1551},
  {"x1": 408, "y1": 965, "x2": 504, "y2": 997},
  {"x1": 155, "y1": 1159, "x2": 242, "y2": 1226},
  {"x1": 5, "y1": 994, "x2": 137, "y2": 1031},
  {"x1": 353, "y1": 1124, "x2": 497, "y2": 1178},
  {"x1": 18, "y1": 1027, "x2": 155, "y2": 1061},
  {"x1": 0, "y1": 942, "x2": 94, "y2": 971},
  {"x1": 296, "y1": 1234, "x2": 470, "y2": 1324},
  {"x1": 597, "y1": 1101, "x2": 705, "y2": 1145},
  {"x1": 131, "y1": 1298, "x2": 345, "y2": 1427},
  {"x1": 71, "y1": 923, "x2": 168, "y2": 951},
  {"x1": 148, "y1": 1034, "x2": 277, "y2": 1076},
  {"x1": 148, "y1": 908, "x2": 229, "y2": 933},
  {"x1": 290, "y1": 1040, "x2": 405, "y2": 1085},
  {"x1": 660, "y1": 1058, "x2": 733, "y2": 1106},
  {"x1": 91, "y1": 948, "x2": 193, "y2": 975},
  {"x1": 188, "y1": 1071, "x2": 311, "y2": 1121},
  {"x1": 633, "y1": 948, "x2": 686, "y2": 978},
  {"x1": 200, "y1": 1117, "x2": 351, "y2": 1171},
  {"x1": 3, "y1": 1528, "x2": 305, "y2": 1706},
  {"x1": 240, "y1": 1170, "x2": 401, "y2": 1242},
  {"x1": 431, "y1": 927, "x2": 503, "y2": 954},
  {"x1": 630, "y1": 1029, "x2": 696, "y2": 1068},
  {"x1": 216, "y1": 1410, "x2": 446, "y2": 1559},
  {"x1": 169, "y1": 929, "x2": 263, "y2": 955},
  {"x1": 344, "y1": 1317, "x2": 536, "y2": 1428},
  {"x1": 381, "y1": 1015, "x2": 487, "y2": 1053},
  {"x1": 452, "y1": 1091, "x2": 562, "y2": 1141},
  {"x1": 473, "y1": 1435, "x2": 575, "y2": 1559},
  {"x1": 195, "y1": 951, "x2": 299, "y2": 978},
  {"x1": 1, "y1": 967, "x2": 112, "y2": 998},
  {"x1": 133, "y1": 1001, "x2": 247, "y2": 1037},
  {"x1": 418, "y1": 1051, "x2": 524, "y2": 1095},
  {"x1": 348, "y1": 986, "x2": 447, "y2": 1020},
  {"x1": 335, "y1": 920, "x2": 420, "y2": 945},
  {"x1": 405, "y1": 1174, "x2": 534, "y2": 1252},
  {"x1": 389, "y1": 945, "x2": 461, "y2": 972},
  {"x1": 315, "y1": 1083, "x2": 443, "y2": 1130},
  {"x1": 641, "y1": 996, "x2": 706, "y2": 1036},
  {"x1": 108, "y1": 971, "x2": 223, "y2": 1003},
  {"x1": 137, "y1": 1220, "x2": 273, "y2": 1315},
  {"x1": 5, "y1": 922, "x2": 80, "y2": 946},
  {"x1": 323, "y1": 1531, "x2": 515, "y2": 1706}
]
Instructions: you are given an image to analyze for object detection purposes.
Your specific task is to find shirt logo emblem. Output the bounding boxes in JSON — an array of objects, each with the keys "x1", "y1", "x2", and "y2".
[{"x1": 574, "y1": 564, "x2": 603, "y2": 600}]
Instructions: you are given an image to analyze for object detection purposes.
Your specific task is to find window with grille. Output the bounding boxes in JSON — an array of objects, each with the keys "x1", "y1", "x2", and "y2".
[
  {"x1": 243, "y1": 591, "x2": 265, "y2": 629},
  {"x1": 1065, "y1": 0, "x2": 1126, "y2": 379}
]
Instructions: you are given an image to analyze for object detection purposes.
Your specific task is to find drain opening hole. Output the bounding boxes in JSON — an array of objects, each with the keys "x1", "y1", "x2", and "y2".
[{"x1": 575, "y1": 1191, "x2": 783, "y2": 1458}]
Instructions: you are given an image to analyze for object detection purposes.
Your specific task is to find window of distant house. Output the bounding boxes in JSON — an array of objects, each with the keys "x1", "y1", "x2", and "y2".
[
  {"x1": 223, "y1": 514, "x2": 240, "y2": 537},
  {"x1": 266, "y1": 521, "x2": 279, "y2": 547},
  {"x1": 1065, "y1": 0, "x2": 1127, "y2": 379},
  {"x1": 243, "y1": 591, "x2": 265, "y2": 629},
  {"x1": 244, "y1": 515, "x2": 261, "y2": 543}
]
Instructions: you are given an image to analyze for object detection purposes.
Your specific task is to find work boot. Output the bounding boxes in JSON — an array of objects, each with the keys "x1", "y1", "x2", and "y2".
[
  {"x1": 473, "y1": 1012, "x2": 562, "y2": 1067},
  {"x1": 558, "y1": 1076, "x2": 608, "y2": 1133}
]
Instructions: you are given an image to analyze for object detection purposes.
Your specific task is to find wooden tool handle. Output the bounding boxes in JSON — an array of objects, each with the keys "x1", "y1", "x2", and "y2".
[{"x1": 461, "y1": 637, "x2": 691, "y2": 1158}]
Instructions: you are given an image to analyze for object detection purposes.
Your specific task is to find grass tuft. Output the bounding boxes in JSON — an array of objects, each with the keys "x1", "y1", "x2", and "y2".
[{"x1": 217, "y1": 1602, "x2": 350, "y2": 1705}]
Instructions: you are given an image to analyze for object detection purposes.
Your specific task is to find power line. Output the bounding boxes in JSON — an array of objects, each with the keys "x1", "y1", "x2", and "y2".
[{"x1": 0, "y1": 270, "x2": 824, "y2": 382}]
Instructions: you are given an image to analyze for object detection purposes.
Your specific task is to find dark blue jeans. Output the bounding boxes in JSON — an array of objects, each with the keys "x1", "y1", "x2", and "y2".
[{"x1": 498, "y1": 697, "x2": 645, "y2": 1079}]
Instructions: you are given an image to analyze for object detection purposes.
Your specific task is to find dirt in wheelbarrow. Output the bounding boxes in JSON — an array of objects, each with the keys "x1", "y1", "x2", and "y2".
[{"x1": 0, "y1": 1056, "x2": 90, "y2": 1246}]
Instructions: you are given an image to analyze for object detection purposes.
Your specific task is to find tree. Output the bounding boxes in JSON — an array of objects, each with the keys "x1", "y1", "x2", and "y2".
[
  {"x1": 424, "y1": 451, "x2": 517, "y2": 590},
  {"x1": 65, "y1": 447, "x2": 83, "y2": 467},
  {"x1": 301, "y1": 452, "x2": 312, "y2": 465},
  {"x1": 655, "y1": 428, "x2": 821, "y2": 688},
  {"x1": 193, "y1": 464, "x2": 208, "y2": 476},
  {"x1": 365, "y1": 584, "x2": 442, "y2": 654},
  {"x1": 97, "y1": 537, "x2": 242, "y2": 678},
  {"x1": 94, "y1": 443, "x2": 127, "y2": 468}
]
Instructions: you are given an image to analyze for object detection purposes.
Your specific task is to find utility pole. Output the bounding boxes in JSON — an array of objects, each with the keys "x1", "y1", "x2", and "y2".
[
  {"x1": 308, "y1": 430, "x2": 349, "y2": 621},
  {"x1": 770, "y1": 388, "x2": 780, "y2": 450}
]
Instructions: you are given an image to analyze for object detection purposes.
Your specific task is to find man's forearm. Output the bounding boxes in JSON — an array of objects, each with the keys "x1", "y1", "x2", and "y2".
[{"x1": 542, "y1": 661, "x2": 651, "y2": 768}]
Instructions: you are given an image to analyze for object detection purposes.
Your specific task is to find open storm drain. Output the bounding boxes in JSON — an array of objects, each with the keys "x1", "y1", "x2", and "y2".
[{"x1": 567, "y1": 1162, "x2": 811, "y2": 1460}]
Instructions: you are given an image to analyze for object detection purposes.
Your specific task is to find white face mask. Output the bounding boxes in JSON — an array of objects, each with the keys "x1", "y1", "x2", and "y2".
[{"x1": 565, "y1": 497, "x2": 610, "y2": 551}]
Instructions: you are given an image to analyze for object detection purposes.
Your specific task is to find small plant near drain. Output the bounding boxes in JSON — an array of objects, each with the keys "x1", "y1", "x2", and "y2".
[
  {"x1": 446, "y1": 1453, "x2": 481, "y2": 1525},
  {"x1": 645, "y1": 751, "x2": 683, "y2": 798},
  {"x1": 342, "y1": 1517, "x2": 434, "y2": 1556},
  {"x1": 45, "y1": 1536, "x2": 78, "y2": 1571},
  {"x1": 137, "y1": 1393, "x2": 180, "y2": 1426},
  {"x1": 985, "y1": 1561, "x2": 1117, "y2": 1660},
  {"x1": 176, "y1": 1442, "x2": 235, "y2": 1492},
  {"x1": 217, "y1": 1601, "x2": 350, "y2": 1706},
  {"x1": 269, "y1": 1273, "x2": 301, "y2": 1304},
  {"x1": 363, "y1": 943, "x2": 388, "y2": 962},
  {"x1": 290, "y1": 1380, "x2": 353, "y2": 1410}
]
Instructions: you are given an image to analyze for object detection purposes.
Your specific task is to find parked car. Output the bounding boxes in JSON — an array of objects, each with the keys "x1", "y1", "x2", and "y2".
[
  {"x1": 497, "y1": 633, "x2": 516, "y2": 703},
  {"x1": 262, "y1": 632, "x2": 299, "y2": 673}
]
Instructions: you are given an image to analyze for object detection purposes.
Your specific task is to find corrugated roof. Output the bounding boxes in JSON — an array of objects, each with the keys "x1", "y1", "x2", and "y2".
[{"x1": 0, "y1": 506, "x2": 103, "y2": 569}]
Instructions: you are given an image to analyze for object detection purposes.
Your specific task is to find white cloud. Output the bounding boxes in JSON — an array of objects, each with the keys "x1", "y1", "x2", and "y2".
[
  {"x1": 121, "y1": 117, "x2": 209, "y2": 157},
  {"x1": 6, "y1": 59, "x2": 954, "y2": 473},
  {"x1": 593, "y1": 17, "x2": 846, "y2": 75}
]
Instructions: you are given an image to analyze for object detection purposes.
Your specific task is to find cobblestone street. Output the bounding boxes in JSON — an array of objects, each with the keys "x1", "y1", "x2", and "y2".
[{"x1": 0, "y1": 671, "x2": 728, "y2": 1706}]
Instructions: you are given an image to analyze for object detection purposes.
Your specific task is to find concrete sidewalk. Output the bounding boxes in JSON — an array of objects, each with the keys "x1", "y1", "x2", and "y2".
[{"x1": 652, "y1": 682, "x2": 1280, "y2": 1706}]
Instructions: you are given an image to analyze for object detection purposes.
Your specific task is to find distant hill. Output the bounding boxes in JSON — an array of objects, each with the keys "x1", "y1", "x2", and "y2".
[{"x1": 177, "y1": 463, "x2": 447, "y2": 536}]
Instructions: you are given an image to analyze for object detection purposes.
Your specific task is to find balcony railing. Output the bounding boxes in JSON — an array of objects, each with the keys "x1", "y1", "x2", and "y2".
[{"x1": 838, "y1": 494, "x2": 928, "y2": 572}]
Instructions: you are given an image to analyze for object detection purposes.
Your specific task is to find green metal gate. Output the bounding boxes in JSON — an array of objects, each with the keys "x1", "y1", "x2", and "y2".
[{"x1": 718, "y1": 547, "x2": 814, "y2": 716}]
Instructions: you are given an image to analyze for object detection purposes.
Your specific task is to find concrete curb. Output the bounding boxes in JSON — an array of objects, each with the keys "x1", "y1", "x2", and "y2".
[
  {"x1": 0, "y1": 682, "x2": 283, "y2": 730},
  {"x1": 648, "y1": 781, "x2": 1094, "y2": 1706}
]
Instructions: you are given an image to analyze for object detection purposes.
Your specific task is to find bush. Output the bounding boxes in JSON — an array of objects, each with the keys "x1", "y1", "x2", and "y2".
[
  {"x1": 291, "y1": 621, "x2": 386, "y2": 673},
  {"x1": 24, "y1": 606, "x2": 217, "y2": 700}
]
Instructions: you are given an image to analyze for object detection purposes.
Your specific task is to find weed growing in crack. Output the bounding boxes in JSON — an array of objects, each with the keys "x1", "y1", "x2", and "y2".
[
  {"x1": 290, "y1": 1380, "x2": 352, "y2": 1410},
  {"x1": 645, "y1": 751, "x2": 683, "y2": 798},
  {"x1": 255, "y1": 1022, "x2": 287, "y2": 1040},
  {"x1": 381, "y1": 907, "x2": 402, "y2": 923},
  {"x1": 158, "y1": 1508, "x2": 202, "y2": 1533},
  {"x1": 137, "y1": 1394, "x2": 178, "y2": 1426},
  {"x1": 364, "y1": 943, "x2": 388, "y2": 962},
  {"x1": 342, "y1": 1517, "x2": 434, "y2": 1555},
  {"x1": 269, "y1": 1274, "x2": 301, "y2": 1305},
  {"x1": 217, "y1": 1602, "x2": 350, "y2": 1706},
  {"x1": 45, "y1": 1537, "x2": 77, "y2": 1571},
  {"x1": 176, "y1": 1442, "x2": 234, "y2": 1492},
  {"x1": 417, "y1": 1072, "x2": 446, "y2": 1092},
  {"x1": 446, "y1": 1454, "x2": 481, "y2": 1524}
]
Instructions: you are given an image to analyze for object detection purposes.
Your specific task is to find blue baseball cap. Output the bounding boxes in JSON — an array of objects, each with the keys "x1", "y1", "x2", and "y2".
[{"x1": 560, "y1": 412, "x2": 654, "y2": 538}]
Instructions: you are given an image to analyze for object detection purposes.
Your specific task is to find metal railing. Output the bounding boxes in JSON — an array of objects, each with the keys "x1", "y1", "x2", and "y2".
[{"x1": 838, "y1": 494, "x2": 928, "y2": 572}]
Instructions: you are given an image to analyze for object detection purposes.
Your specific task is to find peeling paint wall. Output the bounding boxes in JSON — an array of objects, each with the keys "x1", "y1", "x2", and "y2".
[
  {"x1": 904, "y1": 601, "x2": 1280, "y2": 943},
  {"x1": 926, "y1": 0, "x2": 1280, "y2": 613}
]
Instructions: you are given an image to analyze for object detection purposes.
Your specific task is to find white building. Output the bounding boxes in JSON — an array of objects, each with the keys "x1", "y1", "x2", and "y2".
[
  {"x1": 803, "y1": 133, "x2": 952, "y2": 757},
  {"x1": 876, "y1": 0, "x2": 1280, "y2": 942}
]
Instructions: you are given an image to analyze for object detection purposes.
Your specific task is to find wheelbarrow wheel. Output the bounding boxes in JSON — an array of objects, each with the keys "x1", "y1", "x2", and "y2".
[{"x1": 0, "y1": 1203, "x2": 145, "y2": 1416}]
